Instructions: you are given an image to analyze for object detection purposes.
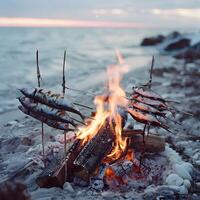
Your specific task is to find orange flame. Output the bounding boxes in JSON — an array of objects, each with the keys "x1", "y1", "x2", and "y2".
[{"x1": 77, "y1": 51, "x2": 129, "y2": 160}]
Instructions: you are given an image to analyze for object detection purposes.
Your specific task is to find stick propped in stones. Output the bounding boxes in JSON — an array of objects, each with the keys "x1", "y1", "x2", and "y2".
[
  {"x1": 61, "y1": 50, "x2": 68, "y2": 182},
  {"x1": 36, "y1": 50, "x2": 45, "y2": 165}
]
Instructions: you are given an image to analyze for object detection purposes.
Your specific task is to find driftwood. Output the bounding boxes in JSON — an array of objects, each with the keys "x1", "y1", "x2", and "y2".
[
  {"x1": 36, "y1": 139, "x2": 82, "y2": 188},
  {"x1": 123, "y1": 129, "x2": 165, "y2": 153},
  {"x1": 73, "y1": 125, "x2": 114, "y2": 181}
]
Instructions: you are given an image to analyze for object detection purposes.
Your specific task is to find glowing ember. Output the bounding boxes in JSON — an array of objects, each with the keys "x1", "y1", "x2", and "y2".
[{"x1": 76, "y1": 56, "x2": 129, "y2": 161}]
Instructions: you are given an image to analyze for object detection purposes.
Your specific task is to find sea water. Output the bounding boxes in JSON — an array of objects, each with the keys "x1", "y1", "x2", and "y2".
[{"x1": 0, "y1": 27, "x2": 179, "y2": 124}]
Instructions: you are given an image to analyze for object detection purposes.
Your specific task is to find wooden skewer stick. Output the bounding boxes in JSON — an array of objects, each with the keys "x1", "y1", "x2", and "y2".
[
  {"x1": 62, "y1": 50, "x2": 66, "y2": 96},
  {"x1": 36, "y1": 50, "x2": 42, "y2": 88},
  {"x1": 140, "y1": 56, "x2": 154, "y2": 168},
  {"x1": 65, "y1": 86, "x2": 95, "y2": 96},
  {"x1": 62, "y1": 50, "x2": 68, "y2": 182},
  {"x1": 149, "y1": 55, "x2": 154, "y2": 89},
  {"x1": 36, "y1": 50, "x2": 45, "y2": 166}
]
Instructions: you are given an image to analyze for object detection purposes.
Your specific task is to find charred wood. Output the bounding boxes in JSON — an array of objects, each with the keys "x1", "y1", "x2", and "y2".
[
  {"x1": 73, "y1": 125, "x2": 114, "y2": 181},
  {"x1": 36, "y1": 139, "x2": 82, "y2": 188},
  {"x1": 123, "y1": 130, "x2": 165, "y2": 153}
]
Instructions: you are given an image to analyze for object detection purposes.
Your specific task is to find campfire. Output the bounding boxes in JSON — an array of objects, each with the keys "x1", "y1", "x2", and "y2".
[{"x1": 18, "y1": 51, "x2": 177, "y2": 190}]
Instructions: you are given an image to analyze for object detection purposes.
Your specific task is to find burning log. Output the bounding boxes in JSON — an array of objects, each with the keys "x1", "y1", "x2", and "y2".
[
  {"x1": 73, "y1": 124, "x2": 115, "y2": 181},
  {"x1": 122, "y1": 129, "x2": 165, "y2": 153},
  {"x1": 36, "y1": 139, "x2": 82, "y2": 188}
]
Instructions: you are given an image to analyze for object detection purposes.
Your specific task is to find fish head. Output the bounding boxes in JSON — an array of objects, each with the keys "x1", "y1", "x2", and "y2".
[{"x1": 19, "y1": 88, "x2": 36, "y2": 96}]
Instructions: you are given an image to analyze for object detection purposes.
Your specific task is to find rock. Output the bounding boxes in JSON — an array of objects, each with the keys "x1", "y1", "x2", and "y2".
[
  {"x1": 63, "y1": 182, "x2": 74, "y2": 193},
  {"x1": 175, "y1": 49, "x2": 200, "y2": 63},
  {"x1": 31, "y1": 187, "x2": 63, "y2": 199},
  {"x1": 143, "y1": 191, "x2": 156, "y2": 200},
  {"x1": 195, "y1": 160, "x2": 200, "y2": 166},
  {"x1": 3, "y1": 137, "x2": 21, "y2": 151},
  {"x1": 180, "y1": 162, "x2": 193, "y2": 174},
  {"x1": 166, "y1": 174, "x2": 184, "y2": 186},
  {"x1": 179, "y1": 185, "x2": 188, "y2": 194},
  {"x1": 91, "y1": 179, "x2": 104, "y2": 191},
  {"x1": 165, "y1": 38, "x2": 190, "y2": 51},
  {"x1": 5, "y1": 120, "x2": 18, "y2": 126},
  {"x1": 152, "y1": 67, "x2": 178, "y2": 77},
  {"x1": 17, "y1": 123, "x2": 25, "y2": 128},
  {"x1": 73, "y1": 177, "x2": 89, "y2": 187},
  {"x1": 141, "y1": 35, "x2": 165, "y2": 46},
  {"x1": 173, "y1": 164, "x2": 192, "y2": 180},
  {"x1": 21, "y1": 137, "x2": 33, "y2": 146},
  {"x1": 175, "y1": 42, "x2": 200, "y2": 62},
  {"x1": 156, "y1": 195, "x2": 175, "y2": 200},
  {"x1": 151, "y1": 185, "x2": 179, "y2": 200},
  {"x1": 101, "y1": 191, "x2": 116, "y2": 199},
  {"x1": 190, "y1": 182, "x2": 200, "y2": 193},
  {"x1": 192, "y1": 42, "x2": 200, "y2": 50},
  {"x1": 157, "y1": 185, "x2": 180, "y2": 193},
  {"x1": 183, "y1": 179, "x2": 191, "y2": 189},
  {"x1": 191, "y1": 194, "x2": 200, "y2": 200},
  {"x1": 0, "y1": 181, "x2": 30, "y2": 200},
  {"x1": 166, "y1": 31, "x2": 181, "y2": 39}
]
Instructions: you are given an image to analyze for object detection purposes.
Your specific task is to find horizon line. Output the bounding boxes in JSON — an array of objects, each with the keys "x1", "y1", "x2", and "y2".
[{"x1": 0, "y1": 17, "x2": 152, "y2": 28}]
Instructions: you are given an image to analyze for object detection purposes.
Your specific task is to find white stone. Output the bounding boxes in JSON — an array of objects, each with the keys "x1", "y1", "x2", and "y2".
[
  {"x1": 17, "y1": 123, "x2": 25, "y2": 128},
  {"x1": 195, "y1": 160, "x2": 200, "y2": 165},
  {"x1": 101, "y1": 191, "x2": 116, "y2": 199},
  {"x1": 179, "y1": 185, "x2": 188, "y2": 194},
  {"x1": 173, "y1": 164, "x2": 192, "y2": 180},
  {"x1": 184, "y1": 179, "x2": 191, "y2": 189},
  {"x1": 7, "y1": 120, "x2": 18, "y2": 126},
  {"x1": 166, "y1": 174, "x2": 184, "y2": 186},
  {"x1": 164, "y1": 146, "x2": 182, "y2": 164},
  {"x1": 166, "y1": 185, "x2": 181, "y2": 192},
  {"x1": 180, "y1": 162, "x2": 193, "y2": 174},
  {"x1": 63, "y1": 182, "x2": 74, "y2": 193}
]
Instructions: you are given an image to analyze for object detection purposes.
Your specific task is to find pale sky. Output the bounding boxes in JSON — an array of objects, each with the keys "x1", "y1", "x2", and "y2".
[{"x1": 0, "y1": 0, "x2": 200, "y2": 28}]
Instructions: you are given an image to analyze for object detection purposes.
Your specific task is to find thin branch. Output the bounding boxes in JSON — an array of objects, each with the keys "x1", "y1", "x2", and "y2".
[
  {"x1": 36, "y1": 50, "x2": 42, "y2": 88},
  {"x1": 73, "y1": 102, "x2": 93, "y2": 110},
  {"x1": 62, "y1": 50, "x2": 68, "y2": 181},
  {"x1": 149, "y1": 55, "x2": 154, "y2": 89},
  {"x1": 36, "y1": 50, "x2": 45, "y2": 166},
  {"x1": 65, "y1": 86, "x2": 95, "y2": 96},
  {"x1": 62, "y1": 50, "x2": 66, "y2": 96}
]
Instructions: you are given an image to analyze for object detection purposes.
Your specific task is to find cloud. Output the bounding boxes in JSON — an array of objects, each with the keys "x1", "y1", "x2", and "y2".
[
  {"x1": 92, "y1": 8, "x2": 126, "y2": 16},
  {"x1": 151, "y1": 8, "x2": 200, "y2": 19}
]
